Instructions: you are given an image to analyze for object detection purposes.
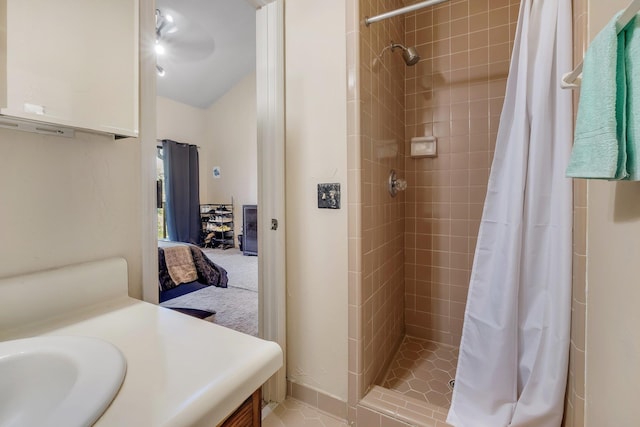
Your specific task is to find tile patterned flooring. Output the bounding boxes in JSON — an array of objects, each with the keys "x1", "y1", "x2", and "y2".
[
  {"x1": 263, "y1": 337, "x2": 459, "y2": 427},
  {"x1": 263, "y1": 398, "x2": 349, "y2": 427},
  {"x1": 381, "y1": 336, "x2": 459, "y2": 408}
]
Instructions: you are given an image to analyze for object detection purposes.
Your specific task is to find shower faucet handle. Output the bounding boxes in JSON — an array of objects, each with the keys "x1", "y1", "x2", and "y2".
[{"x1": 388, "y1": 170, "x2": 408, "y2": 197}]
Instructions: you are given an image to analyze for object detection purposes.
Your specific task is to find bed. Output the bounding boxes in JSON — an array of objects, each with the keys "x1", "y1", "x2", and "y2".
[{"x1": 158, "y1": 240, "x2": 228, "y2": 303}]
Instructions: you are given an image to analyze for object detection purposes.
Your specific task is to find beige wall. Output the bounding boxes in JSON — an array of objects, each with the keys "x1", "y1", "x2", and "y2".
[
  {"x1": 585, "y1": 1, "x2": 640, "y2": 425},
  {"x1": 586, "y1": 183, "x2": 640, "y2": 427},
  {"x1": 285, "y1": 0, "x2": 349, "y2": 402},
  {"x1": 205, "y1": 72, "x2": 258, "y2": 243},
  {"x1": 0, "y1": 129, "x2": 143, "y2": 298},
  {"x1": 0, "y1": 2, "x2": 145, "y2": 299}
]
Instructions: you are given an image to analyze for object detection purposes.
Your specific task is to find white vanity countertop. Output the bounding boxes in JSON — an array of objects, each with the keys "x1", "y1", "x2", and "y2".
[
  {"x1": 0, "y1": 258, "x2": 282, "y2": 426},
  {"x1": 8, "y1": 297, "x2": 283, "y2": 427}
]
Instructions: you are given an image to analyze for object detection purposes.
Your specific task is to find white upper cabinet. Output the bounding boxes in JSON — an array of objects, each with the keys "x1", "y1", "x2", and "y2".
[{"x1": 0, "y1": 0, "x2": 139, "y2": 138}]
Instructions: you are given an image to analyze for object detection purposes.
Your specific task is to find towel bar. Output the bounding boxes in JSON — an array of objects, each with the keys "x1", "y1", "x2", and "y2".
[{"x1": 561, "y1": 0, "x2": 640, "y2": 89}]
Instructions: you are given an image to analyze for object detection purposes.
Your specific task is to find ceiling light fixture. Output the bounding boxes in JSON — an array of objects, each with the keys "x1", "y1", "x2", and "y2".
[
  {"x1": 154, "y1": 42, "x2": 165, "y2": 55},
  {"x1": 155, "y1": 9, "x2": 176, "y2": 78}
]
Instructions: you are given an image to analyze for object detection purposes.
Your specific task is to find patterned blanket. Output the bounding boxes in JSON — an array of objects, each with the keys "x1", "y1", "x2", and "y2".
[
  {"x1": 158, "y1": 244, "x2": 228, "y2": 291},
  {"x1": 163, "y1": 245, "x2": 198, "y2": 285}
]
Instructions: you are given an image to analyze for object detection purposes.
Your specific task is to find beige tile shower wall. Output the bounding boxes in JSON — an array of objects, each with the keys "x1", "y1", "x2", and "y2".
[
  {"x1": 563, "y1": 1, "x2": 588, "y2": 426},
  {"x1": 358, "y1": 0, "x2": 407, "y2": 395},
  {"x1": 403, "y1": 0, "x2": 520, "y2": 345}
]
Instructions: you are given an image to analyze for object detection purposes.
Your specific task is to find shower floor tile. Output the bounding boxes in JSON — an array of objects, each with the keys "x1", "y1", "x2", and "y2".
[{"x1": 381, "y1": 336, "x2": 459, "y2": 408}]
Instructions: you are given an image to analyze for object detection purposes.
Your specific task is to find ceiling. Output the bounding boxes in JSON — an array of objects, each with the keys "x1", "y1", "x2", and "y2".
[{"x1": 155, "y1": 0, "x2": 257, "y2": 109}]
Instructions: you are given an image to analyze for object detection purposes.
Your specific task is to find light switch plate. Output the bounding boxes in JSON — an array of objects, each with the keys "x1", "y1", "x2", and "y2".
[{"x1": 317, "y1": 183, "x2": 341, "y2": 209}]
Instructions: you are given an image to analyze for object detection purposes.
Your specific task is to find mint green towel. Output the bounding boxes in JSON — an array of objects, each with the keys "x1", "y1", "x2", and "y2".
[
  {"x1": 625, "y1": 15, "x2": 640, "y2": 180},
  {"x1": 566, "y1": 12, "x2": 628, "y2": 179}
]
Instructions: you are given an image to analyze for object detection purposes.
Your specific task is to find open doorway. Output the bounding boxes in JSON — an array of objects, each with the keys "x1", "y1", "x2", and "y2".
[
  {"x1": 141, "y1": 0, "x2": 286, "y2": 402},
  {"x1": 153, "y1": 0, "x2": 259, "y2": 336}
]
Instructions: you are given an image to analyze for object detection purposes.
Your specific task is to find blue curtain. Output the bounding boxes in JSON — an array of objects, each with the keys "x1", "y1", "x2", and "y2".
[{"x1": 162, "y1": 139, "x2": 201, "y2": 245}]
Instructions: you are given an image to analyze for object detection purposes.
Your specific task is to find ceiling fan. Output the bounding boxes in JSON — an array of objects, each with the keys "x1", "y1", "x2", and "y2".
[{"x1": 155, "y1": 7, "x2": 216, "y2": 76}]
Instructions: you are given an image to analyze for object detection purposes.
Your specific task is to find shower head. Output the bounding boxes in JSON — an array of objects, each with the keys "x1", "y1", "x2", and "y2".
[
  {"x1": 391, "y1": 42, "x2": 420, "y2": 66},
  {"x1": 372, "y1": 41, "x2": 421, "y2": 69}
]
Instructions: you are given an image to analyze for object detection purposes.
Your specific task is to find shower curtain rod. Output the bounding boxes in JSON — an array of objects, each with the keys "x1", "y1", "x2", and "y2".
[
  {"x1": 561, "y1": 0, "x2": 640, "y2": 89},
  {"x1": 365, "y1": 0, "x2": 449, "y2": 26}
]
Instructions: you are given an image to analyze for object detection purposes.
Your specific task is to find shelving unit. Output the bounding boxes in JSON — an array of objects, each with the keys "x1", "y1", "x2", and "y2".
[{"x1": 200, "y1": 203, "x2": 234, "y2": 249}]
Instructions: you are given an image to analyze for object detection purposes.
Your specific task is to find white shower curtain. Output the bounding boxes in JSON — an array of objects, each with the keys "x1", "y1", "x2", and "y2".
[{"x1": 446, "y1": 1, "x2": 573, "y2": 426}]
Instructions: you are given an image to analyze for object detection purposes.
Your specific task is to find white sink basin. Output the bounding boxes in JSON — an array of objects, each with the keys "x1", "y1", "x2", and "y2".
[{"x1": 0, "y1": 336, "x2": 126, "y2": 427}]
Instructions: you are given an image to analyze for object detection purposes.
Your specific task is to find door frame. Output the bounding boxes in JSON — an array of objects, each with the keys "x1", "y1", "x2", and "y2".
[
  {"x1": 256, "y1": 0, "x2": 286, "y2": 403},
  {"x1": 140, "y1": 0, "x2": 159, "y2": 306},
  {"x1": 139, "y1": 0, "x2": 287, "y2": 404}
]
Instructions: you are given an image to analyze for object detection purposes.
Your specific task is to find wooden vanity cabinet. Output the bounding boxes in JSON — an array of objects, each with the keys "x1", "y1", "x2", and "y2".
[{"x1": 218, "y1": 388, "x2": 261, "y2": 427}]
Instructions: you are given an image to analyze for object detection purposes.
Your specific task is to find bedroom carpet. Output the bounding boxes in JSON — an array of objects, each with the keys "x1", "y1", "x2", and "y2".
[
  {"x1": 160, "y1": 248, "x2": 258, "y2": 336},
  {"x1": 203, "y1": 248, "x2": 257, "y2": 292}
]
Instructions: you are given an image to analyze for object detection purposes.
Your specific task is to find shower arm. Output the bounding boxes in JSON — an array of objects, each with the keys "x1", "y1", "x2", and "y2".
[
  {"x1": 390, "y1": 42, "x2": 407, "y2": 53},
  {"x1": 376, "y1": 43, "x2": 394, "y2": 61},
  {"x1": 375, "y1": 42, "x2": 409, "y2": 61},
  {"x1": 377, "y1": 42, "x2": 407, "y2": 55}
]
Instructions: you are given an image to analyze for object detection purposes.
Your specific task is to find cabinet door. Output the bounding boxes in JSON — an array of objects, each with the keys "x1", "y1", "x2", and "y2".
[{"x1": 0, "y1": 0, "x2": 139, "y2": 137}]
